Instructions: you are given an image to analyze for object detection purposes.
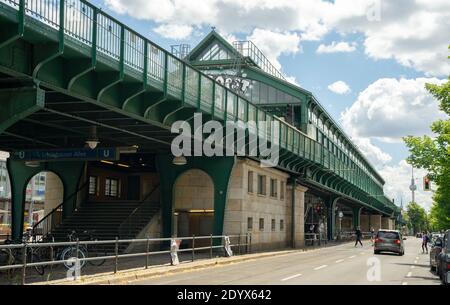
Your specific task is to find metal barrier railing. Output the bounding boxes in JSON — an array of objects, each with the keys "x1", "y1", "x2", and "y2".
[
  {"x1": 305, "y1": 231, "x2": 374, "y2": 246},
  {"x1": 0, "y1": 234, "x2": 251, "y2": 285},
  {"x1": 305, "y1": 233, "x2": 326, "y2": 246}
]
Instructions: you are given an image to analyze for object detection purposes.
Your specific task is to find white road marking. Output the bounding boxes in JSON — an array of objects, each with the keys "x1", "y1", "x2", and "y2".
[
  {"x1": 335, "y1": 259, "x2": 345, "y2": 263},
  {"x1": 314, "y1": 265, "x2": 328, "y2": 271},
  {"x1": 281, "y1": 274, "x2": 303, "y2": 282},
  {"x1": 411, "y1": 266, "x2": 415, "y2": 269},
  {"x1": 402, "y1": 282, "x2": 408, "y2": 286},
  {"x1": 407, "y1": 272, "x2": 412, "y2": 278},
  {"x1": 349, "y1": 255, "x2": 356, "y2": 259},
  {"x1": 360, "y1": 252, "x2": 365, "y2": 255}
]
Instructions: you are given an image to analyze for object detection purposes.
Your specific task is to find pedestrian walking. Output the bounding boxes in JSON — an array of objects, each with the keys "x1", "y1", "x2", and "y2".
[
  {"x1": 421, "y1": 232, "x2": 430, "y2": 254},
  {"x1": 370, "y1": 228, "x2": 376, "y2": 246},
  {"x1": 355, "y1": 227, "x2": 363, "y2": 247}
]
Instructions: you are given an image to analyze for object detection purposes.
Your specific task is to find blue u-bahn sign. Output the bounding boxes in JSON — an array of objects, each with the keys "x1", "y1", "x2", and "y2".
[{"x1": 11, "y1": 148, "x2": 120, "y2": 162}]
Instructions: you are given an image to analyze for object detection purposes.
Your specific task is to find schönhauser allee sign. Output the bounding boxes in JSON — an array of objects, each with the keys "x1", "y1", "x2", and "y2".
[{"x1": 11, "y1": 148, "x2": 119, "y2": 162}]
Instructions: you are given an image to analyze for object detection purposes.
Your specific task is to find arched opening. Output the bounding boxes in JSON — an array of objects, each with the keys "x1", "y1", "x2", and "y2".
[
  {"x1": 334, "y1": 203, "x2": 354, "y2": 239},
  {"x1": 173, "y1": 169, "x2": 214, "y2": 240},
  {"x1": 304, "y1": 193, "x2": 328, "y2": 243},
  {"x1": 0, "y1": 157, "x2": 11, "y2": 239},
  {"x1": 23, "y1": 171, "x2": 64, "y2": 238}
]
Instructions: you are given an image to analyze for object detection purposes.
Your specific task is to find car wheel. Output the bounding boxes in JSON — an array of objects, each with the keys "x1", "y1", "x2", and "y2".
[
  {"x1": 430, "y1": 265, "x2": 435, "y2": 272},
  {"x1": 374, "y1": 250, "x2": 379, "y2": 255}
]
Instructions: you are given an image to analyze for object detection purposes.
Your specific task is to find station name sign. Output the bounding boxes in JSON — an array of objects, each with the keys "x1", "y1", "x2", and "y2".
[{"x1": 11, "y1": 148, "x2": 120, "y2": 162}]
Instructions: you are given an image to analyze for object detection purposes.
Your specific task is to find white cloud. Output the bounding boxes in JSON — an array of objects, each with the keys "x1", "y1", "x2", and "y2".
[
  {"x1": 380, "y1": 160, "x2": 433, "y2": 211},
  {"x1": 104, "y1": 0, "x2": 450, "y2": 76},
  {"x1": 154, "y1": 24, "x2": 193, "y2": 40},
  {"x1": 352, "y1": 137, "x2": 392, "y2": 165},
  {"x1": 328, "y1": 81, "x2": 351, "y2": 95},
  {"x1": 339, "y1": 77, "x2": 446, "y2": 211},
  {"x1": 285, "y1": 76, "x2": 300, "y2": 86},
  {"x1": 317, "y1": 41, "x2": 357, "y2": 54},
  {"x1": 247, "y1": 29, "x2": 301, "y2": 71},
  {"x1": 341, "y1": 77, "x2": 447, "y2": 143}
]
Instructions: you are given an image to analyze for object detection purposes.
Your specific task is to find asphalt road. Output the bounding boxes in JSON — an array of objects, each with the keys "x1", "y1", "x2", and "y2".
[{"x1": 132, "y1": 238, "x2": 441, "y2": 285}]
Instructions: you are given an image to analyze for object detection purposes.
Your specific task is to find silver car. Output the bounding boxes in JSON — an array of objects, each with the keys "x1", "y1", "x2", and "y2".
[{"x1": 374, "y1": 230, "x2": 405, "y2": 256}]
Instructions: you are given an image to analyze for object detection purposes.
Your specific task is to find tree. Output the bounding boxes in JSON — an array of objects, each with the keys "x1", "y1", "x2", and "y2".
[
  {"x1": 403, "y1": 50, "x2": 450, "y2": 230},
  {"x1": 405, "y1": 202, "x2": 428, "y2": 234}
]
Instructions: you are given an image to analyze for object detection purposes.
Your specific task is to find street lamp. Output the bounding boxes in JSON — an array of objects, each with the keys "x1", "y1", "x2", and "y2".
[
  {"x1": 338, "y1": 211, "x2": 344, "y2": 240},
  {"x1": 172, "y1": 156, "x2": 187, "y2": 166}
]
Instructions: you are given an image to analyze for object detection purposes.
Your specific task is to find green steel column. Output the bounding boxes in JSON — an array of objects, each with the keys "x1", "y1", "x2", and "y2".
[
  {"x1": 6, "y1": 159, "x2": 85, "y2": 240},
  {"x1": 327, "y1": 197, "x2": 339, "y2": 241},
  {"x1": 6, "y1": 159, "x2": 28, "y2": 241},
  {"x1": 353, "y1": 207, "x2": 363, "y2": 231}
]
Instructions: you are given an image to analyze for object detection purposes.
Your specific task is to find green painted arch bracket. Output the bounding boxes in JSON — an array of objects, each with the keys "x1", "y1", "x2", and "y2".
[{"x1": 0, "y1": 86, "x2": 45, "y2": 134}]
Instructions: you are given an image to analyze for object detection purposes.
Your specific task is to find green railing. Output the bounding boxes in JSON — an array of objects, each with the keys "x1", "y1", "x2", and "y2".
[{"x1": 0, "y1": 0, "x2": 397, "y2": 215}]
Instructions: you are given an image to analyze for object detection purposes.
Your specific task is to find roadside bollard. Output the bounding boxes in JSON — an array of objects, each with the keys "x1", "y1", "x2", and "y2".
[
  {"x1": 210, "y1": 234, "x2": 213, "y2": 259},
  {"x1": 22, "y1": 244, "x2": 27, "y2": 285},
  {"x1": 114, "y1": 237, "x2": 119, "y2": 274},
  {"x1": 192, "y1": 235, "x2": 195, "y2": 262},
  {"x1": 145, "y1": 237, "x2": 150, "y2": 269}
]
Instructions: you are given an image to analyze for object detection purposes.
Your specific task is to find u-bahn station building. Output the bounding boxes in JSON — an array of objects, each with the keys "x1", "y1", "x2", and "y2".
[{"x1": 0, "y1": 1, "x2": 400, "y2": 250}]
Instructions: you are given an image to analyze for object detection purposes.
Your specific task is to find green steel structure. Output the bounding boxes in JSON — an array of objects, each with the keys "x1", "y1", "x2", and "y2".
[{"x1": 0, "y1": 0, "x2": 400, "y2": 241}]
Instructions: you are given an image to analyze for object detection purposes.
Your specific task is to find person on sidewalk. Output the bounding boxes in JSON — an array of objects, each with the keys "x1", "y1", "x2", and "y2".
[
  {"x1": 421, "y1": 232, "x2": 430, "y2": 254},
  {"x1": 370, "y1": 228, "x2": 376, "y2": 246},
  {"x1": 355, "y1": 227, "x2": 363, "y2": 247}
]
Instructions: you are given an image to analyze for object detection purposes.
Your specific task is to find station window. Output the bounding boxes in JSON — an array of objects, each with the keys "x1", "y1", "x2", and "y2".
[
  {"x1": 271, "y1": 219, "x2": 276, "y2": 232},
  {"x1": 89, "y1": 176, "x2": 98, "y2": 195},
  {"x1": 105, "y1": 178, "x2": 119, "y2": 197},
  {"x1": 247, "y1": 217, "x2": 253, "y2": 231},
  {"x1": 259, "y1": 218, "x2": 265, "y2": 231},
  {"x1": 270, "y1": 178, "x2": 278, "y2": 198},
  {"x1": 280, "y1": 220, "x2": 284, "y2": 231},
  {"x1": 280, "y1": 181, "x2": 285, "y2": 201},
  {"x1": 248, "y1": 171, "x2": 254, "y2": 193},
  {"x1": 257, "y1": 175, "x2": 267, "y2": 196}
]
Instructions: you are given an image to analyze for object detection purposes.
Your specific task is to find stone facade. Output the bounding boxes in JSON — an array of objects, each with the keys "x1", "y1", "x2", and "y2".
[
  {"x1": 381, "y1": 217, "x2": 390, "y2": 230},
  {"x1": 360, "y1": 214, "x2": 370, "y2": 232},
  {"x1": 223, "y1": 159, "x2": 304, "y2": 251},
  {"x1": 370, "y1": 215, "x2": 382, "y2": 231},
  {"x1": 286, "y1": 184, "x2": 307, "y2": 248},
  {"x1": 44, "y1": 172, "x2": 64, "y2": 215}
]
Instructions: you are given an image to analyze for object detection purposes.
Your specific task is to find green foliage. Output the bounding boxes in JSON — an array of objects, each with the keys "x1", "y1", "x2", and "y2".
[
  {"x1": 403, "y1": 62, "x2": 450, "y2": 230},
  {"x1": 405, "y1": 202, "x2": 429, "y2": 233}
]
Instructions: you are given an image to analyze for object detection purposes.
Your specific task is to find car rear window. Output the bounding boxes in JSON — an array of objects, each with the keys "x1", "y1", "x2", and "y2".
[{"x1": 378, "y1": 231, "x2": 400, "y2": 239}]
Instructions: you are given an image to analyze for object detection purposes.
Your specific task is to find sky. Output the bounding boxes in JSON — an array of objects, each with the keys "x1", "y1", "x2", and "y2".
[{"x1": 89, "y1": 0, "x2": 450, "y2": 211}]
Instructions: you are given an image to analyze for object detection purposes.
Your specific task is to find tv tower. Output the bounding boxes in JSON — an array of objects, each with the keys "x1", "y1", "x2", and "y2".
[{"x1": 409, "y1": 167, "x2": 417, "y2": 203}]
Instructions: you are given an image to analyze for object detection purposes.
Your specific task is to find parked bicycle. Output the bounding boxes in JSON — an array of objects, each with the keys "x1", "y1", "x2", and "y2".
[
  {"x1": 0, "y1": 232, "x2": 45, "y2": 276},
  {"x1": 39, "y1": 230, "x2": 108, "y2": 270}
]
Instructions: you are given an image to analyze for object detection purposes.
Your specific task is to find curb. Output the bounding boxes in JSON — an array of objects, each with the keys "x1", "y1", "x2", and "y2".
[{"x1": 34, "y1": 242, "x2": 353, "y2": 285}]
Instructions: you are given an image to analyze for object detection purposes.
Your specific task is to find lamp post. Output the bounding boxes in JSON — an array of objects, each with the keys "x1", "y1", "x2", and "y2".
[{"x1": 338, "y1": 211, "x2": 344, "y2": 240}]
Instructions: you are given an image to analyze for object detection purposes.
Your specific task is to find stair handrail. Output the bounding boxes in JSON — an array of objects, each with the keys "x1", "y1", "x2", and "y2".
[
  {"x1": 32, "y1": 180, "x2": 90, "y2": 240},
  {"x1": 118, "y1": 184, "x2": 161, "y2": 238}
]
